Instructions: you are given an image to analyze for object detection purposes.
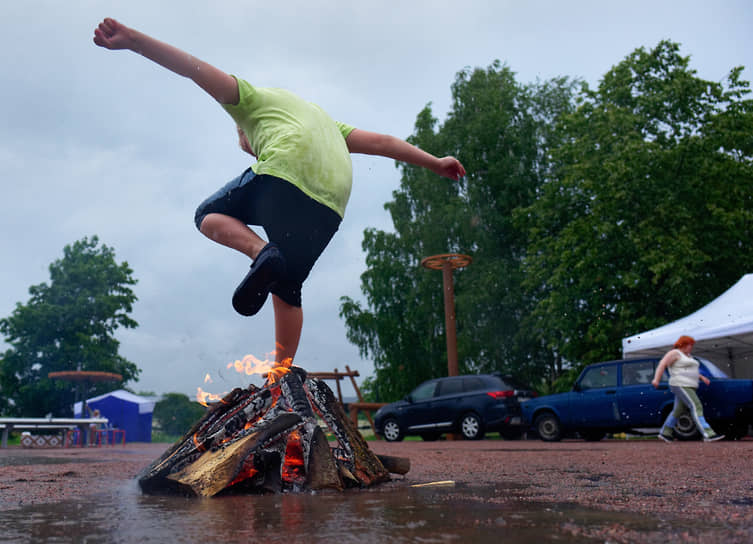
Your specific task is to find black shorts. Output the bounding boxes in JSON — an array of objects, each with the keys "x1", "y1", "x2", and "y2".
[{"x1": 194, "y1": 168, "x2": 342, "y2": 307}]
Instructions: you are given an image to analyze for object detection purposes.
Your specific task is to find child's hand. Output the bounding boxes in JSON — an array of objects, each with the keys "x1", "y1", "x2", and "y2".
[
  {"x1": 93, "y1": 18, "x2": 133, "y2": 50},
  {"x1": 434, "y1": 156, "x2": 466, "y2": 181}
]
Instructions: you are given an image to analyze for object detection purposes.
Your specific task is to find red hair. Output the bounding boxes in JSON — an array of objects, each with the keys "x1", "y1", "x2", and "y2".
[{"x1": 674, "y1": 335, "x2": 696, "y2": 349}]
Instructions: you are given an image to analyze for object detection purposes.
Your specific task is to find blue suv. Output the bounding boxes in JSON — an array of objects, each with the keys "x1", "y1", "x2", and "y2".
[{"x1": 374, "y1": 374, "x2": 535, "y2": 441}]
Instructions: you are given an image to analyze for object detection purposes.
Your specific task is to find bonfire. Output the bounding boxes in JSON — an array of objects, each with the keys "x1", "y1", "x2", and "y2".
[{"x1": 138, "y1": 361, "x2": 406, "y2": 497}]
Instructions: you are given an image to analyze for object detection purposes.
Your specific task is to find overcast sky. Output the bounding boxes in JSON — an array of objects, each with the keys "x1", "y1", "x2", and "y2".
[{"x1": 1, "y1": 1, "x2": 751, "y2": 401}]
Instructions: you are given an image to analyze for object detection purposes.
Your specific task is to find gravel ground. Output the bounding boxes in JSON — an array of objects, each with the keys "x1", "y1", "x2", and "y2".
[
  {"x1": 1, "y1": 438, "x2": 752, "y2": 542},
  {"x1": 370, "y1": 438, "x2": 753, "y2": 543}
]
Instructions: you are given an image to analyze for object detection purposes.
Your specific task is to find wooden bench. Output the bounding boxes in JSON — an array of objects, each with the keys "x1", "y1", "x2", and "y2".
[
  {"x1": 347, "y1": 402, "x2": 387, "y2": 431},
  {"x1": 0, "y1": 417, "x2": 109, "y2": 448},
  {"x1": 309, "y1": 365, "x2": 387, "y2": 438}
]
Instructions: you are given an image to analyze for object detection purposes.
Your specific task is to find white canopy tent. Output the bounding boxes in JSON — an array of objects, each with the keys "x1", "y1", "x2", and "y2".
[{"x1": 622, "y1": 274, "x2": 753, "y2": 379}]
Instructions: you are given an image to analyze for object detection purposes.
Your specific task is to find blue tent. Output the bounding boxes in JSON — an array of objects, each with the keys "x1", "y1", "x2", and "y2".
[{"x1": 74, "y1": 389, "x2": 157, "y2": 443}]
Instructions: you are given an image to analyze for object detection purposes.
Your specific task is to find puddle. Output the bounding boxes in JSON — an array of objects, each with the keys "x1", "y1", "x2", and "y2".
[{"x1": 0, "y1": 480, "x2": 673, "y2": 543}]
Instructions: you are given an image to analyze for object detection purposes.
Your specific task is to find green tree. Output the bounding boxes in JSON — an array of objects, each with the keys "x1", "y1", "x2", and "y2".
[
  {"x1": 341, "y1": 62, "x2": 576, "y2": 400},
  {"x1": 0, "y1": 236, "x2": 140, "y2": 416},
  {"x1": 153, "y1": 393, "x2": 206, "y2": 436},
  {"x1": 519, "y1": 41, "x2": 753, "y2": 377},
  {"x1": 449, "y1": 68, "x2": 577, "y2": 386}
]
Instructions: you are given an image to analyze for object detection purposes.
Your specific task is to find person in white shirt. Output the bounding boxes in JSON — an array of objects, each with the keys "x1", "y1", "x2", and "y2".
[{"x1": 652, "y1": 335, "x2": 724, "y2": 442}]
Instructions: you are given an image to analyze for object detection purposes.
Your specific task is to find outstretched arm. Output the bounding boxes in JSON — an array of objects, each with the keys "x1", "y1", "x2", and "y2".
[
  {"x1": 93, "y1": 18, "x2": 239, "y2": 105},
  {"x1": 345, "y1": 129, "x2": 466, "y2": 181}
]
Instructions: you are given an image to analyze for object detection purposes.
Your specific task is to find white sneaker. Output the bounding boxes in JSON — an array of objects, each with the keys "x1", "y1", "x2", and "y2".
[{"x1": 703, "y1": 434, "x2": 725, "y2": 442}]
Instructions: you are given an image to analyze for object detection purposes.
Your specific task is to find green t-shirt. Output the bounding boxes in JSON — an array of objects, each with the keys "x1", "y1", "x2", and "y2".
[{"x1": 222, "y1": 77, "x2": 355, "y2": 218}]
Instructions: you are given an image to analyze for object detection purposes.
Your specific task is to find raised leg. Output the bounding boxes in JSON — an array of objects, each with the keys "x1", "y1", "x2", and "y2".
[
  {"x1": 199, "y1": 212, "x2": 267, "y2": 259},
  {"x1": 273, "y1": 295, "x2": 303, "y2": 364},
  {"x1": 199, "y1": 213, "x2": 301, "y2": 363}
]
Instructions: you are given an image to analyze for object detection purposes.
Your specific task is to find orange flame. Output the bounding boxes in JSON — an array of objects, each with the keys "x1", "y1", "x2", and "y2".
[
  {"x1": 227, "y1": 353, "x2": 276, "y2": 376},
  {"x1": 197, "y1": 347, "x2": 293, "y2": 406},
  {"x1": 196, "y1": 386, "x2": 224, "y2": 407},
  {"x1": 191, "y1": 432, "x2": 206, "y2": 452},
  {"x1": 265, "y1": 357, "x2": 293, "y2": 384},
  {"x1": 226, "y1": 347, "x2": 293, "y2": 385}
]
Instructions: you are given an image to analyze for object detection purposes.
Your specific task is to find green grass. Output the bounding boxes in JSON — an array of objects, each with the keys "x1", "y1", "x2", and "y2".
[
  {"x1": 3, "y1": 434, "x2": 21, "y2": 446},
  {"x1": 151, "y1": 431, "x2": 182, "y2": 444}
]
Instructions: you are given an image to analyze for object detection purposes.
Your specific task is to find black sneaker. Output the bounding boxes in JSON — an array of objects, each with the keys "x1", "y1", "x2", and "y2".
[
  {"x1": 658, "y1": 433, "x2": 674, "y2": 443},
  {"x1": 232, "y1": 243, "x2": 286, "y2": 316}
]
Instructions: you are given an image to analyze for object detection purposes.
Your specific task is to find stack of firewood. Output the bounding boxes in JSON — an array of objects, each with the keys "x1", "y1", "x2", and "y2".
[{"x1": 138, "y1": 366, "x2": 407, "y2": 497}]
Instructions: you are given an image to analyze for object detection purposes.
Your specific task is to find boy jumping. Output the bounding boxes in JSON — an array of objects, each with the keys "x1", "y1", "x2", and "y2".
[{"x1": 94, "y1": 18, "x2": 466, "y2": 366}]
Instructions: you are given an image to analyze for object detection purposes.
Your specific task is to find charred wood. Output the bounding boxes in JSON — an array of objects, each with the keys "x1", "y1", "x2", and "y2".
[
  {"x1": 166, "y1": 412, "x2": 302, "y2": 497},
  {"x1": 304, "y1": 377, "x2": 389, "y2": 487},
  {"x1": 138, "y1": 367, "x2": 396, "y2": 497},
  {"x1": 375, "y1": 454, "x2": 411, "y2": 475}
]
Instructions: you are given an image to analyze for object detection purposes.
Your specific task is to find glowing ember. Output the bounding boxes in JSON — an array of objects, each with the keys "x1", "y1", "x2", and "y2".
[
  {"x1": 281, "y1": 429, "x2": 306, "y2": 486},
  {"x1": 229, "y1": 464, "x2": 259, "y2": 488}
]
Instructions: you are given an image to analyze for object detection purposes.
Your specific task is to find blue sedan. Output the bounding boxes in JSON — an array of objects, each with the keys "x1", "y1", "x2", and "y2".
[{"x1": 522, "y1": 357, "x2": 751, "y2": 441}]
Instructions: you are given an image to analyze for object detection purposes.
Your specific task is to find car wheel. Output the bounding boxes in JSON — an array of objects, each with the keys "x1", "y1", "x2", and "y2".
[
  {"x1": 535, "y1": 413, "x2": 562, "y2": 442},
  {"x1": 382, "y1": 418, "x2": 404, "y2": 442},
  {"x1": 420, "y1": 432, "x2": 441, "y2": 441},
  {"x1": 674, "y1": 413, "x2": 701, "y2": 441},
  {"x1": 459, "y1": 412, "x2": 485, "y2": 440}
]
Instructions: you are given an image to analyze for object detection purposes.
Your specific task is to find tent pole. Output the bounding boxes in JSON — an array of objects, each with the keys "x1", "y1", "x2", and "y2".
[{"x1": 728, "y1": 347, "x2": 736, "y2": 378}]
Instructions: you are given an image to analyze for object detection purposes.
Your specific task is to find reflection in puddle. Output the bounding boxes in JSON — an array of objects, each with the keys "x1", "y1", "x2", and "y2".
[{"x1": 0, "y1": 481, "x2": 662, "y2": 543}]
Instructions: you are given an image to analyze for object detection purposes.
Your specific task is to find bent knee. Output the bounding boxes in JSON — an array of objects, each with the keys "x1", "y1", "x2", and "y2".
[{"x1": 194, "y1": 207, "x2": 208, "y2": 231}]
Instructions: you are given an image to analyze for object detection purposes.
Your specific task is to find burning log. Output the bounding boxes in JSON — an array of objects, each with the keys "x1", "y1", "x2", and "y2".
[{"x1": 138, "y1": 365, "x2": 403, "y2": 497}]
